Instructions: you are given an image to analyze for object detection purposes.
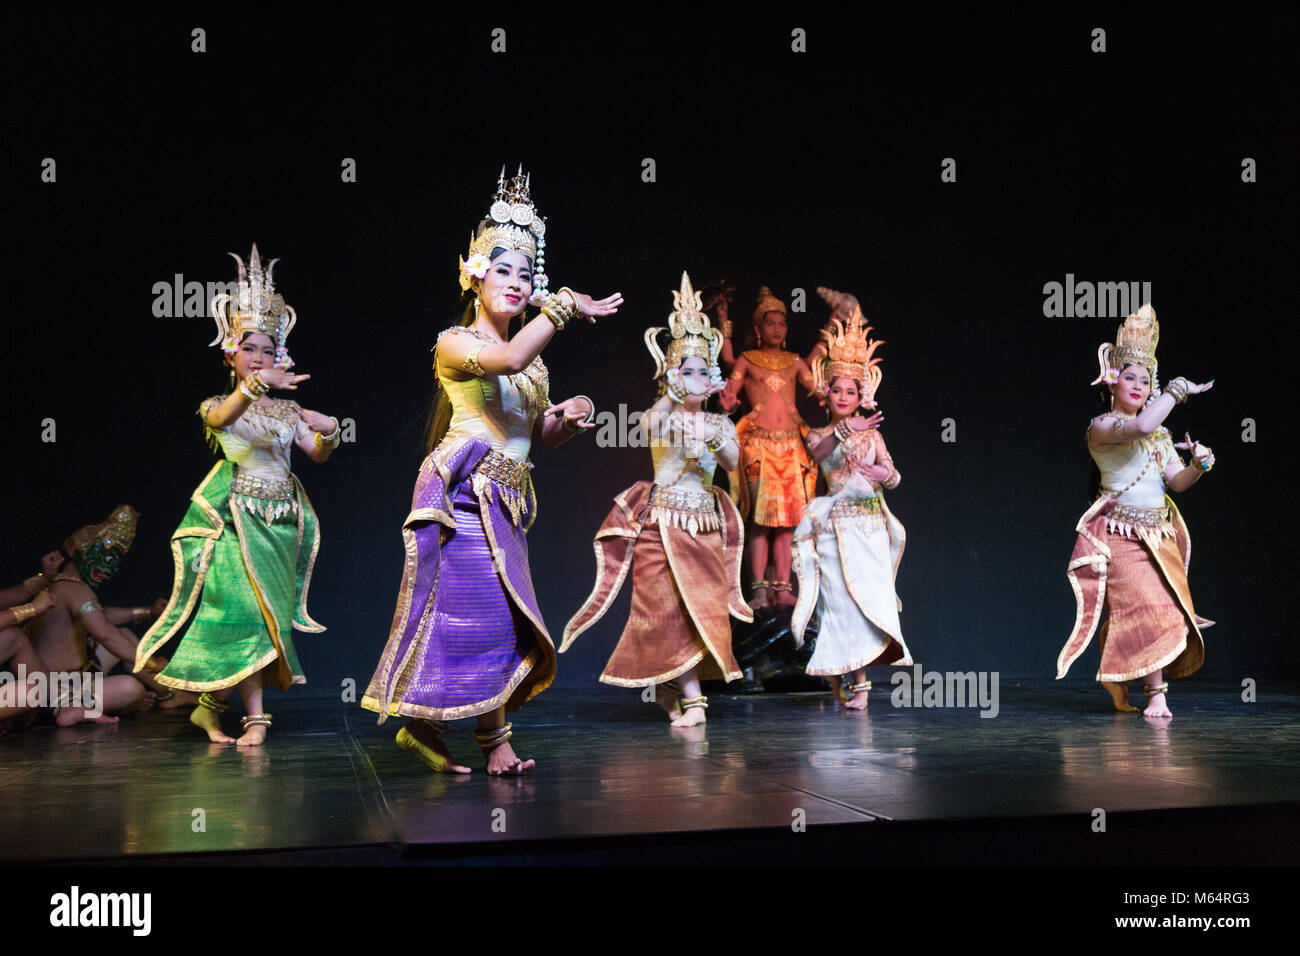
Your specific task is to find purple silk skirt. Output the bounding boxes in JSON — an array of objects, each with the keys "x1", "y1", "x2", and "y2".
[{"x1": 363, "y1": 438, "x2": 555, "y2": 722}]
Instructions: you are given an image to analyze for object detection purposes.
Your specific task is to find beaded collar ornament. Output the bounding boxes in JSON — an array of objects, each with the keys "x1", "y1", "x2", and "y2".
[
  {"x1": 1093, "y1": 304, "x2": 1159, "y2": 393},
  {"x1": 459, "y1": 165, "x2": 550, "y2": 304},
  {"x1": 811, "y1": 306, "x2": 884, "y2": 409},
  {"x1": 64, "y1": 505, "x2": 138, "y2": 585},
  {"x1": 644, "y1": 272, "x2": 724, "y2": 379},
  {"x1": 208, "y1": 244, "x2": 298, "y2": 370}
]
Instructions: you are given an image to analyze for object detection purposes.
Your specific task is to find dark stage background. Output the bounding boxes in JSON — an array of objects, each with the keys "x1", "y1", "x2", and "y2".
[{"x1": 5, "y1": 7, "x2": 1297, "y2": 696}]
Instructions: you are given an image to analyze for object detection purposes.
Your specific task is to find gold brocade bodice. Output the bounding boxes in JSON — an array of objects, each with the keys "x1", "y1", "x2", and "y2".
[{"x1": 438, "y1": 326, "x2": 549, "y2": 463}]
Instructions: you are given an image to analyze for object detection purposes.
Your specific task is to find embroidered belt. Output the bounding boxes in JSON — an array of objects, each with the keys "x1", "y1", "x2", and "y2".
[
  {"x1": 470, "y1": 451, "x2": 533, "y2": 527},
  {"x1": 646, "y1": 484, "x2": 719, "y2": 539},
  {"x1": 231, "y1": 472, "x2": 295, "y2": 500},
  {"x1": 829, "y1": 497, "x2": 883, "y2": 520},
  {"x1": 743, "y1": 426, "x2": 803, "y2": 443},
  {"x1": 473, "y1": 451, "x2": 532, "y2": 493},
  {"x1": 1101, "y1": 500, "x2": 1174, "y2": 539},
  {"x1": 231, "y1": 470, "x2": 299, "y2": 522}
]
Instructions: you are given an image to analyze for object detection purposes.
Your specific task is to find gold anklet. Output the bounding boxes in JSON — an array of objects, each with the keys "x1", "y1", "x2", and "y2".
[
  {"x1": 473, "y1": 722, "x2": 513, "y2": 749},
  {"x1": 198, "y1": 692, "x2": 228, "y2": 714}
]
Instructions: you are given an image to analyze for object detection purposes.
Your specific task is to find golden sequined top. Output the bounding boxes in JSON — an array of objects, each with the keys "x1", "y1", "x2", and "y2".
[
  {"x1": 199, "y1": 396, "x2": 309, "y2": 481},
  {"x1": 437, "y1": 326, "x2": 550, "y2": 464}
]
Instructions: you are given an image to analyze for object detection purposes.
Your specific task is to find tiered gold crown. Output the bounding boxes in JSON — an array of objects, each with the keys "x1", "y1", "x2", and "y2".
[
  {"x1": 644, "y1": 271, "x2": 723, "y2": 378},
  {"x1": 208, "y1": 244, "x2": 297, "y2": 359},
  {"x1": 811, "y1": 306, "x2": 884, "y2": 408},
  {"x1": 468, "y1": 165, "x2": 546, "y2": 261},
  {"x1": 1092, "y1": 304, "x2": 1159, "y2": 385}
]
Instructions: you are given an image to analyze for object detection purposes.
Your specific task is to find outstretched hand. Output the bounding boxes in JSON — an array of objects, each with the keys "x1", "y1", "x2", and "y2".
[
  {"x1": 848, "y1": 410, "x2": 884, "y2": 431},
  {"x1": 565, "y1": 290, "x2": 623, "y2": 324},
  {"x1": 257, "y1": 368, "x2": 311, "y2": 390}
]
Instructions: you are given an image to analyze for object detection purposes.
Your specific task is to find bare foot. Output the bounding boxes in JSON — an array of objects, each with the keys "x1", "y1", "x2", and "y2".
[
  {"x1": 1103, "y1": 681, "x2": 1139, "y2": 713},
  {"x1": 845, "y1": 690, "x2": 869, "y2": 711},
  {"x1": 1142, "y1": 692, "x2": 1172, "y2": 719},
  {"x1": 159, "y1": 690, "x2": 198, "y2": 711},
  {"x1": 655, "y1": 685, "x2": 683, "y2": 721},
  {"x1": 141, "y1": 690, "x2": 158, "y2": 712},
  {"x1": 827, "y1": 676, "x2": 851, "y2": 704},
  {"x1": 670, "y1": 707, "x2": 706, "y2": 728},
  {"x1": 774, "y1": 588, "x2": 797, "y2": 608},
  {"x1": 483, "y1": 740, "x2": 534, "y2": 775},
  {"x1": 749, "y1": 588, "x2": 772, "y2": 610},
  {"x1": 397, "y1": 722, "x2": 471, "y2": 774},
  {"x1": 55, "y1": 705, "x2": 119, "y2": 727},
  {"x1": 236, "y1": 723, "x2": 268, "y2": 747},
  {"x1": 190, "y1": 704, "x2": 235, "y2": 743}
]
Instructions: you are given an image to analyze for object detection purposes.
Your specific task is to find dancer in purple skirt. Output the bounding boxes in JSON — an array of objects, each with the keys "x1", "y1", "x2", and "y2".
[{"x1": 362, "y1": 167, "x2": 621, "y2": 774}]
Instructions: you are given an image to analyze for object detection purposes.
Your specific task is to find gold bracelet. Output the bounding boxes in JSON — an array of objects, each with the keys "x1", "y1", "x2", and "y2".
[
  {"x1": 541, "y1": 297, "x2": 570, "y2": 330},
  {"x1": 721, "y1": 319, "x2": 734, "y2": 339},
  {"x1": 665, "y1": 379, "x2": 686, "y2": 404},
  {"x1": 705, "y1": 428, "x2": 727, "y2": 452},
  {"x1": 1165, "y1": 378, "x2": 1189, "y2": 404},
  {"x1": 132, "y1": 606, "x2": 151, "y2": 620},
  {"x1": 9, "y1": 602, "x2": 38, "y2": 625},
  {"x1": 834, "y1": 419, "x2": 853, "y2": 442},
  {"x1": 315, "y1": 418, "x2": 342, "y2": 446},
  {"x1": 241, "y1": 373, "x2": 268, "y2": 400}
]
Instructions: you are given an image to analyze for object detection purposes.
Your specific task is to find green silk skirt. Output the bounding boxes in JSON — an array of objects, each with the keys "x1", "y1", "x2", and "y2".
[{"x1": 135, "y1": 461, "x2": 324, "y2": 691}]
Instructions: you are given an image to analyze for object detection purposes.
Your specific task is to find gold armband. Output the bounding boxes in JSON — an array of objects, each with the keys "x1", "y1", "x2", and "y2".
[
  {"x1": 74, "y1": 600, "x2": 103, "y2": 619},
  {"x1": 463, "y1": 345, "x2": 486, "y2": 377}
]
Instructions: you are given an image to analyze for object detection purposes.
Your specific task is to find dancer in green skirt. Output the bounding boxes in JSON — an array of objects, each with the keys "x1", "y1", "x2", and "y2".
[{"x1": 135, "y1": 245, "x2": 341, "y2": 745}]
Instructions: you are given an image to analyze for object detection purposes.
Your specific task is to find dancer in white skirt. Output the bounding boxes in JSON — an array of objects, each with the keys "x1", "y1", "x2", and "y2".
[{"x1": 792, "y1": 305, "x2": 912, "y2": 710}]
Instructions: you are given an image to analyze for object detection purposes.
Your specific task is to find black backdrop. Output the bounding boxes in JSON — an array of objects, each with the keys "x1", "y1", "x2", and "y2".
[{"x1": 5, "y1": 7, "x2": 1297, "y2": 697}]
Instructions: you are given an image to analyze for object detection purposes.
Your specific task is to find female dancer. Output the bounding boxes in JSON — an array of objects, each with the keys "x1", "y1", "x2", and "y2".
[
  {"x1": 562, "y1": 273, "x2": 751, "y2": 727},
  {"x1": 1056, "y1": 305, "x2": 1214, "y2": 718},
  {"x1": 135, "y1": 245, "x2": 340, "y2": 746},
  {"x1": 791, "y1": 307, "x2": 912, "y2": 710},
  {"x1": 362, "y1": 167, "x2": 622, "y2": 774}
]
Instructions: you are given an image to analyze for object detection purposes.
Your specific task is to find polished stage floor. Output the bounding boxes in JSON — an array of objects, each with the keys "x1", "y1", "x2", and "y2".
[{"x1": 3, "y1": 680, "x2": 1299, "y2": 865}]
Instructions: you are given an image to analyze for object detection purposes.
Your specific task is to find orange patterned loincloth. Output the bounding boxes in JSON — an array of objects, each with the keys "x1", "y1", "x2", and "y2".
[{"x1": 735, "y1": 417, "x2": 817, "y2": 528}]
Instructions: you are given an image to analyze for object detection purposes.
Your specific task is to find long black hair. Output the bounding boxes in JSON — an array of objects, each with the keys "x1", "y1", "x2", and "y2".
[{"x1": 422, "y1": 292, "x2": 478, "y2": 454}]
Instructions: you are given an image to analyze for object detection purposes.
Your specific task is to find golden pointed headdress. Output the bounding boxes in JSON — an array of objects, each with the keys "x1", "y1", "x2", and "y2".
[
  {"x1": 751, "y1": 286, "x2": 786, "y2": 324},
  {"x1": 63, "y1": 504, "x2": 139, "y2": 585},
  {"x1": 459, "y1": 165, "x2": 550, "y2": 299},
  {"x1": 644, "y1": 271, "x2": 724, "y2": 379},
  {"x1": 1092, "y1": 304, "x2": 1158, "y2": 385},
  {"x1": 811, "y1": 306, "x2": 884, "y2": 408},
  {"x1": 208, "y1": 243, "x2": 298, "y2": 368}
]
